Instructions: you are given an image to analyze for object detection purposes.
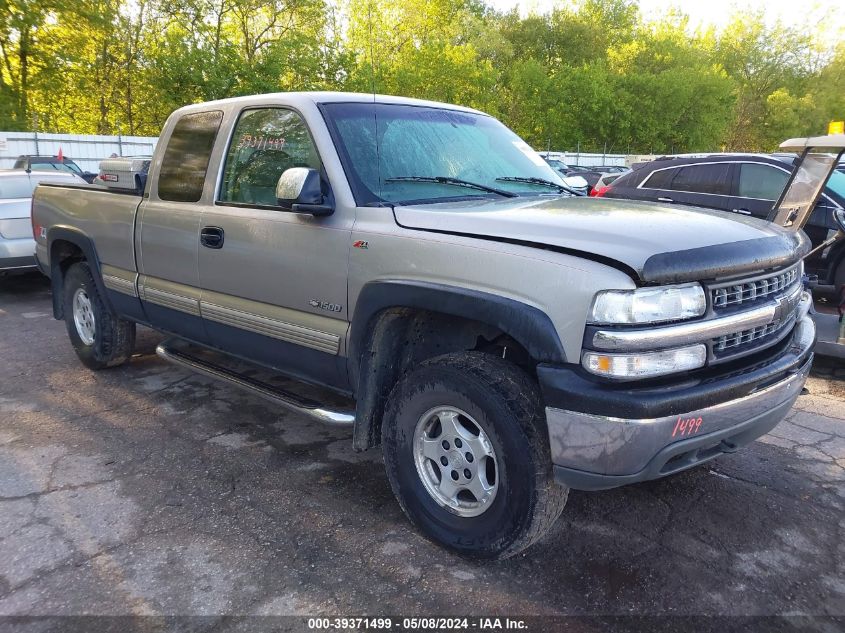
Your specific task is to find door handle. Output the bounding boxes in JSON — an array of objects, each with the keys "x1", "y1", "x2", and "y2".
[
  {"x1": 657, "y1": 197, "x2": 673, "y2": 203},
  {"x1": 732, "y1": 208, "x2": 752, "y2": 215},
  {"x1": 200, "y1": 226, "x2": 224, "y2": 249}
]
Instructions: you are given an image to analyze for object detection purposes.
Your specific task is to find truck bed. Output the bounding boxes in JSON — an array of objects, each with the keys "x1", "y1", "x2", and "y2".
[{"x1": 33, "y1": 183, "x2": 142, "y2": 275}]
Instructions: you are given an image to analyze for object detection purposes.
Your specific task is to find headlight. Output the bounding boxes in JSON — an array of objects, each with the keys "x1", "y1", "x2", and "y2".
[
  {"x1": 582, "y1": 345, "x2": 707, "y2": 379},
  {"x1": 588, "y1": 283, "x2": 706, "y2": 325}
]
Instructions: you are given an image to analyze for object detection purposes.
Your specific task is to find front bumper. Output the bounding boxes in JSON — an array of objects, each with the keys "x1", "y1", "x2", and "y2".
[{"x1": 542, "y1": 315, "x2": 815, "y2": 491}]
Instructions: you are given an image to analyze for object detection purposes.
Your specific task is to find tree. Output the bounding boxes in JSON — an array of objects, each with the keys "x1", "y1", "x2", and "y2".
[{"x1": 0, "y1": 0, "x2": 841, "y2": 155}]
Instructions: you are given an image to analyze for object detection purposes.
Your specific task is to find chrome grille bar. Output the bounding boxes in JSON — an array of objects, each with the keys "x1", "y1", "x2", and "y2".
[
  {"x1": 714, "y1": 321, "x2": 784, "y2": 352},
  {"x1": 712, "y1": 265, "x2": 800, "y2": 309}
]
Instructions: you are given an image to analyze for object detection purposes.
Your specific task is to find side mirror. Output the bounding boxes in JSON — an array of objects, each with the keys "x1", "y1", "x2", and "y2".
[{"x1": 275, "y1": 167, "x2": 333, "y2": 216}]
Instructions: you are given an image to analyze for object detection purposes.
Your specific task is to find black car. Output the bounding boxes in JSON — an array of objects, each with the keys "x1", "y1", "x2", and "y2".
[
  {"x1": 602, "y1": 154, "x2": 845, "y2": 288},
  {"x1": 13, "y1": 155, "x2": 97, "y2": 183}
]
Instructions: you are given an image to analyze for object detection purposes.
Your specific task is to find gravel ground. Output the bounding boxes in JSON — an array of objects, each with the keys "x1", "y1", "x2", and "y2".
[{"x1": 0, "y1": 273, "x2": 843, "y2": 630}]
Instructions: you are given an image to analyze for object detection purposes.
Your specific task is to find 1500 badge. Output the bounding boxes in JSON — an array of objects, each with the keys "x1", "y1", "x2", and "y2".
[{"x1": 309, "y1": 299, "x2": 343, "y2": 313}]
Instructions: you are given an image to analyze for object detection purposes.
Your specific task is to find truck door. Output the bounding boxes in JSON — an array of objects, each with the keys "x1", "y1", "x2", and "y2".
[
  {"x1": 197, "y1": 106, "x2": 352, "y2": 391},
  {"x1": 137, "y1": 110, "x2": 223, "y2": 343}
]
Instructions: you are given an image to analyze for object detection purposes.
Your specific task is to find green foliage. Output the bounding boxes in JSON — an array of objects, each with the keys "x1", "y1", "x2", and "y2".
[{"x1": 0, "y1": 0, "x2": 842, "y2": 151}]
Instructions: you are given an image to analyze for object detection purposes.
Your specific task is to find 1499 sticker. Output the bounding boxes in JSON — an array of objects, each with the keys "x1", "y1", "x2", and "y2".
[{"x1": 672, "y1": 416, "x2": 703, "y2": 438}]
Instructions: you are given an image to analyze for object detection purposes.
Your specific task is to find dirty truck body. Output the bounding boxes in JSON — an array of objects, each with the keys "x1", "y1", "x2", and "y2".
[{"x1": 32, "y1": 92, "x2": 816, "y2": 558}]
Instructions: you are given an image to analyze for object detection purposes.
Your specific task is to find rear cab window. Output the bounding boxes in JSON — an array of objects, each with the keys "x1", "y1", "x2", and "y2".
[{"x1": 158, "y1": 110, "x2": 224, "y2": 202}]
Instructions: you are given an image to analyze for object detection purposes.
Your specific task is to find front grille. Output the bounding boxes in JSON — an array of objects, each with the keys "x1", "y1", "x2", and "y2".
[
  {"x1": 713, "y1": 320, "x2": 787, "y2": 353},
  {"x1": 711, "y1": 265, "x2": 799, "y2": 310}
]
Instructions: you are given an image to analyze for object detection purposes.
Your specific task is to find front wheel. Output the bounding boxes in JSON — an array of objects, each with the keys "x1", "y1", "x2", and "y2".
[
  {"x1": 382, "y1": 352, "x2": 568, "y2": 559},
  {"x1": 63, "y1": 262, "x2": 135, "y2": 369}
]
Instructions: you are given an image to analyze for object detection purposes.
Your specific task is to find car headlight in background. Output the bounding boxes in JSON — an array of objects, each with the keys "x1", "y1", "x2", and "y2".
[
  {"x1": 582, "y1": 345, "x2": 707, "y2": 379},
  {"x1": 588, "y1": 283, "x2": 706, "y2": 325}
]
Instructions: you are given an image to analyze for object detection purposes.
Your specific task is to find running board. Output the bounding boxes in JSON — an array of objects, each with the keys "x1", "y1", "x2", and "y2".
[{"x1": 155, "y1": 341, "x2": 355, "y2": 426}]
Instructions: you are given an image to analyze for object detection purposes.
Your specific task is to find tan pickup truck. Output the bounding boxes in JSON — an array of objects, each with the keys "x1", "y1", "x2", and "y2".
[{"x1": 31, "y1": 93, "x2": 843, "y2": 558}]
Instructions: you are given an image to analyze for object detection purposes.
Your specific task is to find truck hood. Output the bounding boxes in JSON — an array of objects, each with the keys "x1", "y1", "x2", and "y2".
[{"x1": 392, "y1": 196, "x2": 810, "y2": 284}]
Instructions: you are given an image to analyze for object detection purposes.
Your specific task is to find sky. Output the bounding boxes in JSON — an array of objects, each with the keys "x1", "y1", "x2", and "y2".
[{"x1": 486, "y1": 0, "x2": 845, "y2": 41}]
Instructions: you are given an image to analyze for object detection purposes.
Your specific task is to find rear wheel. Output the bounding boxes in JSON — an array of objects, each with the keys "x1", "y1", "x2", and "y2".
[
  {"x1": 382, "y1": 352, "x2": 568, "y2": 559},
  {"x1": 63, "y1": 262, "x2": 135, "y2": 369}
]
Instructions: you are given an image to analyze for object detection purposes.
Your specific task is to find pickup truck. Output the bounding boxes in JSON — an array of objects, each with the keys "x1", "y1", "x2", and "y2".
[{"x1": 31, "y1": 92, "x2": 830, "y2": 559}]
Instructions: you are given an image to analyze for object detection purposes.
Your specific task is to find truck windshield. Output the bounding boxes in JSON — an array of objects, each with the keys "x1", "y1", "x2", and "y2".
[
  {"x1": 322, "y1": 102, "x2": 567, "y2": 206},
  {"x1": 31, "y1": 160, "x2": 82, "y2": 175}
]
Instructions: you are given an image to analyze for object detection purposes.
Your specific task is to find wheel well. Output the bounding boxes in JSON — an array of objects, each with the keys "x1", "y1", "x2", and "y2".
[
  {"x1": 49, "y1": 240, "x2": 86, "y2": 319},
  {"x1": 352, "y1": 307, "x2": 535, "y2": 451}
]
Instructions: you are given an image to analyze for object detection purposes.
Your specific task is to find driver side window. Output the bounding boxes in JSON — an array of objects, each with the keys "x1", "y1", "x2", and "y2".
[{"x1": 219, "y1": 108, "x2": 321, "y2": 207}]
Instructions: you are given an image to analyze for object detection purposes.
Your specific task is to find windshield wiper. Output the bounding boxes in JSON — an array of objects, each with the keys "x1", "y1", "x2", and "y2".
[
  {"x1": 386, "y1": 176, "x2": 517, "y2": 198},
  {"x1": 496, "y1": 176, "x2": 580, "y2": 196}
]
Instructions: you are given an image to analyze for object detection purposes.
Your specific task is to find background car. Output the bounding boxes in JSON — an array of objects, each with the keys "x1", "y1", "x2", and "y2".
[
  {"x1": 537, "y1": 153, "x2": 627, "y2": 193},
  {"x1": 538, "y1": 157, "x2": 595, "y2": 193},
  {"x1": 561, "y1": 165, "x2": 606, "y2": 192},
  {"x1": 0, "y1": 169, "x2": 85, "y2": 274},
  {"x1": 589, "y1": 170, "x2": 629, "y2": 197},
  {"x1": 602, "y1": 154, "x2": 845, "y2": 288},
  {"x1": 13, "y1": 155, "x2": 97, "y2": 183}
]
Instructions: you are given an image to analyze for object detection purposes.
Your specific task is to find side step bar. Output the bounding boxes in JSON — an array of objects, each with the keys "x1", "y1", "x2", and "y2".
[{"x1": 155, "y1": 341, "x2": 355, "y2": 426}]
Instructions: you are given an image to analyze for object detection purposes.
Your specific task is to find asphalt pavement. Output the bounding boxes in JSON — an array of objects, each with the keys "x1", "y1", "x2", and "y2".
[{"x1": 1, "y1": 273, "x2": 843, "y2": 631}]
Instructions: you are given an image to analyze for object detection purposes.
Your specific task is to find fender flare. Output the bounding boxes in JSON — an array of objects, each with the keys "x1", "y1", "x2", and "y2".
[
  {"x1": 46, "y1": 226, "x2": 111, "y2": 319},
  {"x1": 347, "y1": 280, "x2": 566, "y2": 451},
  {"x1": 349, "y1": 280, "x2": 566, "y2": 380}
]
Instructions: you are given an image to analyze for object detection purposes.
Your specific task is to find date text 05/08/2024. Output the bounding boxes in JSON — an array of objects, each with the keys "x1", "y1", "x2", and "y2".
[{"x1": 307, "y1": 617, "x2": 529, "y2": 630}]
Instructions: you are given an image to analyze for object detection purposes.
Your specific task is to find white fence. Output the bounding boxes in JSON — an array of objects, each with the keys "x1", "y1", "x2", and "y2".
[
  {"x1": 542, "y1": 151, "x2": 629, "y2": 167},
  {"x1": 0, "y1": 132, "x2": 159, "y2": 173}
]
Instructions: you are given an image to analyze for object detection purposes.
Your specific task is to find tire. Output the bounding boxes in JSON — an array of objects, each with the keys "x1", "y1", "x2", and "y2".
[
  {"x1": 382, "y1": 351, "x2": 568, "y2": 559},
  {"x1": 62, "y1": 261, "x2": 135, "y2": 370}
]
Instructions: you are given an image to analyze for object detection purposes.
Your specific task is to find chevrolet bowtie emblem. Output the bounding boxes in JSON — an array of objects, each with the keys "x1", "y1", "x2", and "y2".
[{"x1": 772, "y1": 290, "x2": 801, "y2": 324}]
